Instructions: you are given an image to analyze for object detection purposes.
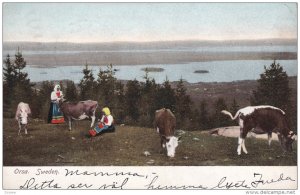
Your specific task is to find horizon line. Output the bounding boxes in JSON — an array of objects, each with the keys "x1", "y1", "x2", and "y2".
[{"x1": 3, "y1": 38, "x2": 297, "y2": 44}]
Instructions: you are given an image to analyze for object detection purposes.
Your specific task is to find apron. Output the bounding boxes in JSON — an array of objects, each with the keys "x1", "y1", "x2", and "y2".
[{"x1": 50, "y1": 91, "x2": 65, "y2": 124}]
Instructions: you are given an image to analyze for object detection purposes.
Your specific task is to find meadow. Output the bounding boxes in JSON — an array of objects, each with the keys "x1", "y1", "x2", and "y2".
[{"x1": 3, "y1": 118, "x2": 297, "y2": 166}]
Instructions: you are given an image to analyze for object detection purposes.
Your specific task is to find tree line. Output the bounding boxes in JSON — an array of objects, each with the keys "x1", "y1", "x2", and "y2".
[{"x1": 3, "y1": 50, "x2": 295, "y2": 131}]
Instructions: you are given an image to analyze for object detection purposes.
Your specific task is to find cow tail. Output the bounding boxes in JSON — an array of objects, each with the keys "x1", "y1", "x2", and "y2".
[{"x1": 221, "y1": 110, "x2": 239, "y2": 120}]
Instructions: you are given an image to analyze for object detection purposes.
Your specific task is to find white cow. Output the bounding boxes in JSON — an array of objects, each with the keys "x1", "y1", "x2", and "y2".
[{"x1": 15, "y1": 102, "x2": 31, "y2": 135}]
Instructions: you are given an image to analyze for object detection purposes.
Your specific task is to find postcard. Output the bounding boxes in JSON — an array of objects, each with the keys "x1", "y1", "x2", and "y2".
[{"x1": 2, "y1": 2, "x2": 297, "y2": 193}]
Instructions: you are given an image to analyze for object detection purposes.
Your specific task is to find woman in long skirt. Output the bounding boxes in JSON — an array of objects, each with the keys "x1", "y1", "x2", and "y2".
[{"x1": 48, "y1": 84, "x2": 65, "y2": 124}]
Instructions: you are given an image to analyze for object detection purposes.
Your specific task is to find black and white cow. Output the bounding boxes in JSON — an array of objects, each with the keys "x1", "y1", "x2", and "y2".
[
  {"x1": 15, "y1": 102, "x2": 31, "y2": 135},
  {"x1": 59, "y1": 100, "x2": 98, "y2": 131},
  {"x1": 221, "y1": 105, "x2": 295, "y2": 155}
]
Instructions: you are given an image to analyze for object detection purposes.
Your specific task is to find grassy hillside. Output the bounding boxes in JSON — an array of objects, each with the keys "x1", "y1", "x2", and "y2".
[{"x1": 3, "y1": 118, "x2": 297, "y2": 166}]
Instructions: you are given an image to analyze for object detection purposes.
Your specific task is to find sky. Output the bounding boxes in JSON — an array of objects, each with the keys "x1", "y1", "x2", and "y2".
[{"x1": 2, "y1": 3, "x2": 298, "y2": 43}]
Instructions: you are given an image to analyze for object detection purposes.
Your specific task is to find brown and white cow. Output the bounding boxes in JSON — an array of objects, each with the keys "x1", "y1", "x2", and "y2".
[
  {"x1": 59, "y1": 100, "x2": 98, "y2": 131},
  {"x1": 154, "y1": 108, "x2": 178, "y2": 158},
  {"x1": 221, "y1": 105, "x2": 295, "y2": 155},
  {"x1": 15, "y1": 102, "x2": 31, "y2": 135}
]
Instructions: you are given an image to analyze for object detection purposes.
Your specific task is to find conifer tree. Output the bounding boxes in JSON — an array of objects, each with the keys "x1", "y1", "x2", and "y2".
[
  {"x1": 3, "y1": 54, "x2": 16, "y2": 111},
  {"x1": 174, "y1": 78, "x2": 192, "y2": 128},
  {"x1": 212, "y1": 98, "x2": 231, "y2": 128},
  {"x1": 139, "y1": 71, "x2": 158, "y2": 126},
  {"x1": 79, "y1": 62, "x2": 96, "y2": 100},
  {"x1": 96, "y1": 63, "x2": 116, "y2": 106},
  {"x1": 155, "y1": 77, "x2": 176, "y2": 112},
  {"x1": 125, "y1": 79, "x2": 141, "y2": 123},
  {"x1": 14, "y1": 47, "x2": 27, "y2": 79},
  {"x1": 199, "y1": 100, "x2": 211, "y2": 130},
  {"x1": 65, "y1": 81, "x2": 78, "y2": 101},
  {"x1": 251, "y1": 60, "x2": 291, "y2": 111}
]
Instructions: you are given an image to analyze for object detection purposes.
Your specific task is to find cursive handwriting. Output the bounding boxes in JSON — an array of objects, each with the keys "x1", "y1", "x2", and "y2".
[
  {"x1": 98, "y1": 178, "x2": 129, "y2": 189},
  {"x1": 212, "y1": 176, "x2": 251, "y2": 189},
  {"x1": 67, "y1": 183, "x2": 93, "y2": 189},
  {"x1": 64, "y1": 168, "x2": 145, "y2": 178},
  {"x1": 251, "y1": 173, "x2": 296, "y2": 188},
  {"x1": 145, "y1": 176, "x2": 208, "y2": 190},
  {"x1": 19, "y1": 178, "x2": 61, "y2": 189},
  {"x1": 212, "y1": 173, "x2": 295, "y2": 190}
]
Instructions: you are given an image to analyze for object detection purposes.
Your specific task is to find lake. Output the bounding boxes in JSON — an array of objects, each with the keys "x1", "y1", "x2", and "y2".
[{"x1": 25, "y1": 60, "x2": 297, "y2": 84}]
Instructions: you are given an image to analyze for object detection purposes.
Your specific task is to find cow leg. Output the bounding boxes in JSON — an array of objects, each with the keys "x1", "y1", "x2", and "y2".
[
  {"x1": 68, "y1": 118, "x2": 72, "y2": 131},
  {"x1": 241, "y1": 138, "x2": 248, "y2": 154},
  {"x1": 237, "y1": 136, "x2": 242, "y2": 155},
  {"x1": 161, "y1": 138, "x2": 166, "y2": 148},
  {"x1": 237, "y1": 120, "x2": 244, "y2": 155},
  {"x1": 18, "y1": 121, "x2": 21, "y2": 135},
  {"x1": 238, "y1": 120, "x2": 249, "y2": 155},
  {"x1": 25, "y1": 125, "x2": 28, "y2": 135},
  {"x1": 267, "y1": 132, "x2": 272, "y2": 146},
  {"x1": 237, "y1": 136, "x2": 247, "y2": 155},
  {"x1": 91, "y1": 115, "x2": 96, "y2": 128}
]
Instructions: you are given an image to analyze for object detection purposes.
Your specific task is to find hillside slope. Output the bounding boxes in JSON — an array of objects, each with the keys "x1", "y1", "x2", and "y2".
[{"x1": 3, "y1": 119, "x2": 297, "y2": 166}]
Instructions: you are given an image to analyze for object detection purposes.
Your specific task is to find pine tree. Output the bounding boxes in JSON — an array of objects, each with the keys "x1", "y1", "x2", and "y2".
[
  {"x1": 139, "y1": 72, "x2": 158, "y2": 127},
  {"x1": 251, "y1": 60, "x2": 291, "y2": 111},
  {"x1": 112, "y1": 81, "x2": 125, "y2": 124},
  {"x1": 65, "y1": 81, "x2": 78, "y2": 101},
  {"x1": 79, "y1": 62, "x2": 96, "y2": 100},
  {"x1": 39, "y1": 81, "x2": 54, "y2": 120},
  {"x1": 155, "y1": 77, "x2": 176, "y2": 112},
  {"x1": 96, "y1": 63, "x2": 117, "y2": 106},
  {"x1": 199, "y1": 100, "x2": 211, "y2": 130},
  {"x1": 8, "y1": 49, "x2": 34, "y2": 117},
  {"x1": 14, "y1": 47, "x2": 27, "y2": 80},
  {"x1": 125, "y1": 79, "x2": 141, "y2": 123},
  {"x1": 174, "y1": 78, "x2": 192, "y2": 128},
  {"x1": 3, "y1": 54, "x2": 16, "y2": 113},
  {"x1": 212, "y1": 98, "x2": 231, "y2": 128}
]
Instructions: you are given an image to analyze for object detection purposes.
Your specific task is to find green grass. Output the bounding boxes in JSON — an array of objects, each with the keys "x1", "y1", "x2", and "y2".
[{"x1": 3, "y1": 118, "x2": 297, "y2": 166}]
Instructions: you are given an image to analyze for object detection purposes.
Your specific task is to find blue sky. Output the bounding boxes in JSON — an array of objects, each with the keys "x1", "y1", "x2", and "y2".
[{"x1": 3, "y1": 3, "x2": 297, "y2": 42}]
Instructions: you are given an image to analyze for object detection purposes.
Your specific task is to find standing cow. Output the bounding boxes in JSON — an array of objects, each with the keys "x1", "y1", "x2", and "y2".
[
  {"x1": 15, "y1": 102, "x2": 31, "y2": 135},
  {"x1": 154, "y1": 108, "x2": 178, "y2": 158},
  {"x1": 58, "y1": 100, "x2": 98, "y2": 131},
  {"x1": 221, "y1": 105, "x2": 296, "y2": 155}
]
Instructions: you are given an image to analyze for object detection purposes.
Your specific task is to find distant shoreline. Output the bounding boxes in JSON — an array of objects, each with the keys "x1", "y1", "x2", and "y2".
[
  {"x1": 12, "y1": 51, "x2": 297, "y2": 67},
  {"x1": 3, "y1": 39, "x2": 297, "y2": 66}
]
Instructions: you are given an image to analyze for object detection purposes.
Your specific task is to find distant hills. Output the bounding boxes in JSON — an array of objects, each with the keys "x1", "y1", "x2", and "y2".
[
  {"x1": 2, "y1": 39, "x2": 297, "y2": 66},
  {"x1": 3, "y1": 38, "x2": 297, "y2": 51}
]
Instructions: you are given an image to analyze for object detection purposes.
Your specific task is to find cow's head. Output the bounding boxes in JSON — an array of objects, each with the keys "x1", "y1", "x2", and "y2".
[
  {"x1": 19, "y1": 109, "x2": 28, "y2": 125},
  {"x1": 165, "y1": 136, "x2": 178, "y2": 158},
  {"x1": 279, "y1": 131, "x2": 296, "y2": 152}
]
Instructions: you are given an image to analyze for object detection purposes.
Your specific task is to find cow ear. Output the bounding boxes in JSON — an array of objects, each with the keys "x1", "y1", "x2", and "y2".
[{"x1": 162, "y1": 135, "x2": 169, "y2": 142}]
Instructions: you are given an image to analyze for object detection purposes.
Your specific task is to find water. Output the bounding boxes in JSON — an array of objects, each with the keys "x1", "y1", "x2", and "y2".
[
  {"x1": 3, "y1": 45, "x2": 297, "y2": 55},
  {"x1": 25, "y1": 60, "x2": 297, "y2": 84}
]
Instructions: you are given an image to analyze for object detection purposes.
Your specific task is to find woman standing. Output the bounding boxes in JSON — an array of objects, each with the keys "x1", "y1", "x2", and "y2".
[{"x1": 48, "y1": 84, "x2": 65, "y2": 124}]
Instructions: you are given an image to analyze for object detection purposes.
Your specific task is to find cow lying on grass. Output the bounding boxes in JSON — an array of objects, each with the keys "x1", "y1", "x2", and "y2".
[
  {"x1": 58, "y1": 99, "x2": 98, "y2": 131},
  {"x1": 15, "y1": 102, "x2": 31, "y2": 135},
  {"x1": 221, "y1": 105, "x2": 295, "y2": 155},
  {"x1": 154, "y1": 108, "x2": 178, "y2": 158}
]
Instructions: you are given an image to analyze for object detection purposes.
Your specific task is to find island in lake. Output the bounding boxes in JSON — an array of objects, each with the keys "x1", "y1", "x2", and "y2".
[
  {"x1": 194, "y1": 70, "x2": 209, "y2": 74},
  {"x1": 141, "y1": 67, "x2": 165, "y2": 72}
]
